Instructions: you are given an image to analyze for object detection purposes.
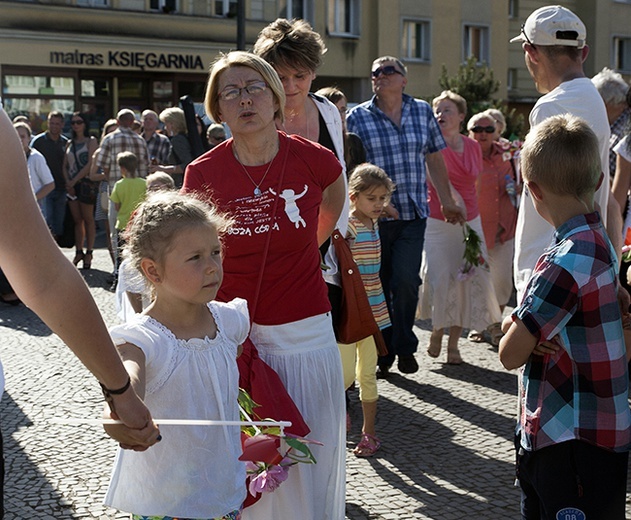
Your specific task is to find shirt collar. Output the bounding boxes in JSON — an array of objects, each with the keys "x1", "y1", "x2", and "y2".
[{"x1": 554, "y1": 212, "x2": 600, "y2": 243}]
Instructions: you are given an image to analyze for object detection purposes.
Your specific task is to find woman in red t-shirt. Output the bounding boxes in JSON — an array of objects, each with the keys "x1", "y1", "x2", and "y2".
[{"x1": 183, "y1": 51, "x2": 346, "y2": 520}]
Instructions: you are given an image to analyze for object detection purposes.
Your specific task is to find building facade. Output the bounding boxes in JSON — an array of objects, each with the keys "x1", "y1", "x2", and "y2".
[{"x1": 1, "y1": 0, "x2": 629, "y2": 135}]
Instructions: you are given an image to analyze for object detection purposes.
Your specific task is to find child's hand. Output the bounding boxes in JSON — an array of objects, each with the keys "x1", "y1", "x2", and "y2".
[
  {"x1": 532, "y1": 340, "x2": 560, "y2": 357},
  {"x1": 103, "y1": 404, "x2": 160, "y2": 452},
  {"x1": 381, "y1": 204, "x2": 399, "y2": 220}
]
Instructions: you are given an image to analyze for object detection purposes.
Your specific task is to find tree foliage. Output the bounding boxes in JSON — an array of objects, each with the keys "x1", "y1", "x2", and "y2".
[{"x1": 438, "y1": 56, "x2": 525, "y2": 139}]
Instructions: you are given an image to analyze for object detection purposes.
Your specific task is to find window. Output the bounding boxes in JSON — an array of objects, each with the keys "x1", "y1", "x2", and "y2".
[
  {"x1": 507, "y1": 68, "x2": 517, "y2": 90},
  {"x1": 509, "y1": 0, "x2": 518, "y2": 18},
  {"x1": 614, "y1": 37, "x2": 631, "y2": 72},
  {"x1": 150, "y1": 0, "x2": 177, "y2": 12},
  {"x1": 76, "y1": 0, "x2": 108, "y2": 6},
  {"x1": 214, "y1": 0, "x2": 237, "y2": 16},
  {"x1": 328, "y1": 0, "x2": 360, "y2": 37},
  {"x1": 280, "y1": 0, "x2": 308, "y2": 19},
  {"x1": 464, "y1": 24, "x2": 490, "y2": 64},
  {"x1": 402, "y1": 20, "x2": 430, "y2": 61}
]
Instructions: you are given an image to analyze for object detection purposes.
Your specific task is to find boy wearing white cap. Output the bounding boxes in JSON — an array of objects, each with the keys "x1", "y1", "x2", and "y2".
[{"x1": 510, "y1": 5, "x2": 620, "y2": 302}]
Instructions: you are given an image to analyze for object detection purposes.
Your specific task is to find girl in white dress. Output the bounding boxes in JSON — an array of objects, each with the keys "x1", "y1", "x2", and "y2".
[{"x1": 103, "y1": 192, "x2": 248, "y2": 520}]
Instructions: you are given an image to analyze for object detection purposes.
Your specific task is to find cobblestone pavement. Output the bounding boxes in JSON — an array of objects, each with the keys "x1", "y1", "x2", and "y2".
[{"x1": 1, "y1": 248, "x2": 630, "y2": 519}]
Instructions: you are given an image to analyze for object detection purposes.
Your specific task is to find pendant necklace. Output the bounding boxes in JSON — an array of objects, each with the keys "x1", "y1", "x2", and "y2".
[{"x1": 233, "y1": 146, "x2": 276, "y2": 197}]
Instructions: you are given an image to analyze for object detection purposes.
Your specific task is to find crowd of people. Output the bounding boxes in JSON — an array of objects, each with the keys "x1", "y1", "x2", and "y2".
[{"x1": 2, "y1": 4, "x2": 631, "y2": 519}]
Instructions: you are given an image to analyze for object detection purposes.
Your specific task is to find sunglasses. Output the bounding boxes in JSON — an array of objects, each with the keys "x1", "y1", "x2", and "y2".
[
  {"x1": 371, "y1": 65, "x2": 404, "y2": 79},
  {"x1": 70, "y1": 120, "x2": 84, "y2": 125},
  {"x1": 520, "y1": 23, "x2": 535, "y2": 47},
  {"x1": 471, "y1": 125, "x2": 496, "y2": 134}
]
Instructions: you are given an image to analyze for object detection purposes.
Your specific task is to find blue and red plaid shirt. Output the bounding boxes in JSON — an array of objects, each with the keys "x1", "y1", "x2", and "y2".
[
  {"x1": 513, "y1": 212, "x2": 631, "y2": 453},
  {"x1": 346, "y1": 94, "x2": 446, "y2": 221}
]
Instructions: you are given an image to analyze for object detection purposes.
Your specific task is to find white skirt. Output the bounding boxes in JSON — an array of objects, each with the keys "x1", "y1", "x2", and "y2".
[
  {"x1": 242, "y1": 312, "x2": 346, "y2": 520},
  {"x1": 418, "y1": 216, "x2": 502, "y2": 331}
]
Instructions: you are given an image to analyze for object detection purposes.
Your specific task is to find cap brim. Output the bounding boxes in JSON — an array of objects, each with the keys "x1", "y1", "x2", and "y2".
[{"x1": 509, "y1": 34, "x2": 525, "y2": 44}]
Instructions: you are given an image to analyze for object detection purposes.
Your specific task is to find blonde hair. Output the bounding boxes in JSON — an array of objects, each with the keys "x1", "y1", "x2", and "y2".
[
  {"x1": 159, "y1": 107, "x2": 187, "y2": 135},
  {"x1": 123, "y1": 192, "x2": 232, "y2": 280},
  {"x1": 483, "y1": 108, "x2": 506, "y2": 134},
  {"x1": 117, "y1": 151, "x2": 138, "y2": 178},
  {"x1": 348, "y1": 163, "x2": 395, "y2": 199},
  {"x1": 432, "y1": 90, "x2": 467, "y2": 116},
  {"x1": 13, "y1": 121, "x2": 32, "y2": 137},
  {"x1": 521, "y1": 114, "x2": 601, "y2": 198},
  {"x1": 253, "y1": 18, "x2": 326, "y2": 73},
  {"x1": 205, "y1": 51, "x2": 286, "y2": 124},
  {"x1": 146, "y1": 172, "x2": 175, "y2": 190}
]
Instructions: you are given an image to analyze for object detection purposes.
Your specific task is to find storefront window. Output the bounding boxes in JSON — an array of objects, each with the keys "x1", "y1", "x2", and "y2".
[
  {"x1": 153, "y1": 81, "x2": 173, "y2": 98},
  {"x1": 3, "y1": 75, "x2": 74, "y2": 96},
  {"x1": 2, "y1": 98, "x2": 75, "y2": 134},
  {"x1": 81, "y1": 79, "x2": 110, "y2": 97}
]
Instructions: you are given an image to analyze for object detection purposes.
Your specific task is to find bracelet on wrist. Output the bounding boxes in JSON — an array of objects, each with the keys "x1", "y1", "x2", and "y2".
[{"x1": 100, "y1": 376, "x2": 132, "y2": 411}]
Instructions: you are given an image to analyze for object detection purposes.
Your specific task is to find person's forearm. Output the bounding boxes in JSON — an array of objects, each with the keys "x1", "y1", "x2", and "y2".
[{"x1": 317, "y1": 175, "x2": 346, "y2": 246}]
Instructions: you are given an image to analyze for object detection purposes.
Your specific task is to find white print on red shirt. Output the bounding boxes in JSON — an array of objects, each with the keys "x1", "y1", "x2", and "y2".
[{"x1": 270, "y1": 184, "x2": 308, "y2": 228}]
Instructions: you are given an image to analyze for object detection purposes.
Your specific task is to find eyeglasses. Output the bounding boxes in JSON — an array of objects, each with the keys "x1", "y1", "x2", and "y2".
[
  {"x1": 520, "y1": 23, "x2": 535, "y2": 47},
  {"x1": 218, "y1": 81, "x2": 268, "y2": 101},
  {"x1": 471, "y1": 125, "x2": 496, "y2": 134},
  {"x1": 371, "y1": 66, "x2": 404, "y2": 79},
  {"x1": 70, "y1": 120, "x2": 84, "y2": 125}
]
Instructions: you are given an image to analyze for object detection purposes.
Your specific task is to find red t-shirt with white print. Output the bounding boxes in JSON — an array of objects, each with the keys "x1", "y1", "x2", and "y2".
[{"x1": 183, "y1": 131, "x2": 342, "y2": 325}]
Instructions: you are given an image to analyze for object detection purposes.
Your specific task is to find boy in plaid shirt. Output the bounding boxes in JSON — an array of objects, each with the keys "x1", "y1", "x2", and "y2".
[{"x1": 499, "y1": 114, "x2": 631, "y2": 519}]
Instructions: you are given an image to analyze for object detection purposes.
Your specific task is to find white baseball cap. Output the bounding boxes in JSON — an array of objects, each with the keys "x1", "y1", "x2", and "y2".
[{"x1": 510, "y1": 5, "x2": 586, "y2": 49}]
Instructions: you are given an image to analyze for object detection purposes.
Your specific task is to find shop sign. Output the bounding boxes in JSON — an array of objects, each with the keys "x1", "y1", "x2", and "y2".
[{"x1": 49, "y1": 50, "x2": 204, "y2": 70}]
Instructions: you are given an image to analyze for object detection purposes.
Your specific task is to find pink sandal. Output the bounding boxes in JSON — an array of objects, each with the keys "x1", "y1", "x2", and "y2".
[{"x1": 353, "y1": 433, "x2": 381, "y2": 457}]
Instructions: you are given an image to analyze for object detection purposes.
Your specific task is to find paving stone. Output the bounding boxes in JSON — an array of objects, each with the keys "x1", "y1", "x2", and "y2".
[{"x1": 1, "y1": 248, "x2": 630, "y2": 519}]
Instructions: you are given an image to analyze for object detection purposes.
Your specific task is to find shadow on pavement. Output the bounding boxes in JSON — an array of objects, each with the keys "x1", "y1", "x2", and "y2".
[
  {"x1": 1, "y1": 392, "x2": 69, "y2": 519},
  {"x1": 0, "y1": 304, "x2": 52, "y2": 337},
  {"x1": 346, "y1": 372, "x2": 520, "y2": 518},
  {"x1": 385, "y1": 372, "x2": 516, "y2": 441},
  {"x1": 430, "y1": 359, "x2": 518, "y2": 397}
]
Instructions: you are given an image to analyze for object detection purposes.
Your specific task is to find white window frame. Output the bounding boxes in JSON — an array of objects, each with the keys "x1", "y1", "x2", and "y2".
[
  {"x1": 613, "y1": 36, "x2": 631, "y2": 72},
  {"x1": 328, "y1": 0, "x2": 361, "y2": 38},
  {"x1": 401, "y1": 19, "x2": 431, "y2": 62},
  {"x1": 463, "y1": 24, "x2": 490, "y2": 64},
  {"x1": 507, "y1": 68, "x2": 517, "y2": 91}
]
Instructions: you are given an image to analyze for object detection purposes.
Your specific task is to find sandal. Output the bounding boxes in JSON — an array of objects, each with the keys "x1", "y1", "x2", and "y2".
[
  {"x1": 468, "y1": 330, "x2": 486, "y2": 343},
  {"x1": 353, "y1": 433, "x2": 381, "y2": 457},
  {"x1": 447, "y1": 348, "x2": 463, "y2": 365},
  {"x1": 487, "y1": 322, "x2": 503, "y2": 347},
  {"x1": 72, "y1": 249, "x2": 84, "y2": 267},
  {"x1": 83, "y1": 250, "x2": 93, "y2": 270}
]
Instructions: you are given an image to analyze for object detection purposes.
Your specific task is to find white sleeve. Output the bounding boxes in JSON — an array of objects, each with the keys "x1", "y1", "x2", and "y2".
[{"x1": 212, "y1": 298, "x2": 250, "y2": 345}]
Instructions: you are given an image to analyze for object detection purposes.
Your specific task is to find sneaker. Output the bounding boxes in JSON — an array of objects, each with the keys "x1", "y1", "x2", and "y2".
[{"x1": 397, "y1": 355, "x2": 419, "y2": 374}]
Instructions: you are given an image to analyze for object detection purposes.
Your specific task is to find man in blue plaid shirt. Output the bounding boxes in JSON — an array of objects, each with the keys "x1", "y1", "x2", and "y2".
[{"x1": 347, "y1": 56, "x2": 465, "y2": 376}]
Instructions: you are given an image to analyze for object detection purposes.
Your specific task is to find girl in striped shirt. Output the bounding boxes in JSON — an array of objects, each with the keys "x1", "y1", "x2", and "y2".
[{"x1": 340, "y1": 163, "x2": 394, "y2": 457}]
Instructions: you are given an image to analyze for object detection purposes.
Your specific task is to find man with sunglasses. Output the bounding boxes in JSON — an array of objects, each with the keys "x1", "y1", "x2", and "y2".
[
  {"x1": 347, "y1": 56, "x2": 464, "y2": 377},
  {"x1": 510, "y1": 5, "x2": 620, "y2": 303}
]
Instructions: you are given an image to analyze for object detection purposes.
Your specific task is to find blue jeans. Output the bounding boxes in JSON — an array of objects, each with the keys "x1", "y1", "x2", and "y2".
[
  {"x1": 379, "y1": 217, "x2": 426, "y2": 366},
  {"x1": 45, "y1": 189, "x2": 67, "y2": 237}
]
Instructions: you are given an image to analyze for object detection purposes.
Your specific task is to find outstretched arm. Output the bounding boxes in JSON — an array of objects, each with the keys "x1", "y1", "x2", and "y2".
[{"x1": 0, "y1": 107, "x2": 159, "y2": 448}]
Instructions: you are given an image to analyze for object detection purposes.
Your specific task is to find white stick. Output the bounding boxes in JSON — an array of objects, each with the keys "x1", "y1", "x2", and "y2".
[{"x1": 51, "y1": 418, "x2": 292, "y2": 427}]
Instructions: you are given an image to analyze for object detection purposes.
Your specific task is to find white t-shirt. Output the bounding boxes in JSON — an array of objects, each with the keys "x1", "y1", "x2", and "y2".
[
  {"x1": 105, "y1": 298, "x2": 249, "y2": 519},
  {"x1": 514, "y1": 77, "x2": 611, "y2": 300},
  {"x1": 27, "y1": 148, "x2": 53, "y2": 195}
]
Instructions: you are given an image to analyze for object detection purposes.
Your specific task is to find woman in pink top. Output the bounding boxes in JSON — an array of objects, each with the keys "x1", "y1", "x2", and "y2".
[
  {"x1": 419, "y1": 91, "x2": 501, "y2": 364},
  {"x1": 467, "y1": 110, "x2": 519, "y2": 345}
]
